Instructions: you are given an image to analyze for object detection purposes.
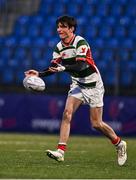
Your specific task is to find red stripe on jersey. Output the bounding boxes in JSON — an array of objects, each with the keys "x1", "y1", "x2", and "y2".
[
  {"x1": 76, "y1": 57, "x2": 86, "y2": 61},
  {"x1": 86, "y1": 49, "x2": 97, "y2": 72},
  {"x1": 86, "y1": 49, "x2": 95, "y2": 65},
  {"x1": 51, "y1": 57, "x2": 62, "y2": 64}
]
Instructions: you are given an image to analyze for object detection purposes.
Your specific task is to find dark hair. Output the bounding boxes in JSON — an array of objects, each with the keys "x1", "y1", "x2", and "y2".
[{"x1": 56, "y1": 15, "x2": 77, "y2": 33}]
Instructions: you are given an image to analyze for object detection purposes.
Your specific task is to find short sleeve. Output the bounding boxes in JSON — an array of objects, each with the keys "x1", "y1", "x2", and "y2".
[{"x1": 76, "y1": 39, "x2": 89, "y2": 61}]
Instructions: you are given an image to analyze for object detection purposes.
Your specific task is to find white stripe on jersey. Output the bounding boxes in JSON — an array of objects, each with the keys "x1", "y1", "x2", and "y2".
[{"x1": 52, "y1": 35, "x2": 101, "y2": 84}]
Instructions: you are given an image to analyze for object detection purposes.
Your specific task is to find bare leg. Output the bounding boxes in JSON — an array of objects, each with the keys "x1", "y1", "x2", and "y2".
[
  {"x1": 90, "y1": 107, "x2": 127, "y2": 166},
  {"x1": 59, "y1": 96, "x2": 82, "y2": 143},
  {"x1": 46, "y1": 96, "x2": 82, "y2": 161},
  {"x1": 90, "y1": 107, "x2": 118, "y2": 141}
]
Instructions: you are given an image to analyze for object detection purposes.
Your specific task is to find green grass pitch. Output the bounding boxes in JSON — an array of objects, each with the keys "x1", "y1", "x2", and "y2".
[{"x1": 0, "y1": 133, "x2": 135, "y2": 179}]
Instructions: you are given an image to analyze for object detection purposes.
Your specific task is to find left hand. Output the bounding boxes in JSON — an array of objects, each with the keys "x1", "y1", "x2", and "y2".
[{"x1": 49, "y1": 64, "x2": 65, "y2": 72}]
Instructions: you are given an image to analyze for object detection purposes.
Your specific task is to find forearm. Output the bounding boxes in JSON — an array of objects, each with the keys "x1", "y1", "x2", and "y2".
[
  {"x1": 38, "y1": 61, "x2": 59, "y2": 77},
  {"x1": 39, "y1": 61, "x2": 87, "y2": 76},
  {"x1": 39, "y1": 68, "x2": 55, "y2": 77}
]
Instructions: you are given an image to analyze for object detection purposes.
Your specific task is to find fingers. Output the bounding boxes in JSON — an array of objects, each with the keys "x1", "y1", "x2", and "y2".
[
  {"x1": 57, "y1": 64, "x2": 62, "y2": 67},
  {"x1": 49, "y1": 67, "x2": 58, "y2": 72},
  {"x1": 55, "y1": 64, "x2": 66, "y2": 72},
  {"x1": 49, "y1": 65, "x2": 65, "y2": 72},
  {"x1": 24, "y1": 70, "x2": 39, "y2": 77}
]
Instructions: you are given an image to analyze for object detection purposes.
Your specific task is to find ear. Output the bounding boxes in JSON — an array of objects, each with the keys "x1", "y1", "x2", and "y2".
[{"x1": 70, "y1": 27, "x2": 74, "y2": 33}]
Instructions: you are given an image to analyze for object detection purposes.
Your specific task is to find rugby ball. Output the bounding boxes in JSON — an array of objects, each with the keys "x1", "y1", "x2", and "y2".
[{"x1": 23, "y1": 76, "x2": 45, "y2": 91}]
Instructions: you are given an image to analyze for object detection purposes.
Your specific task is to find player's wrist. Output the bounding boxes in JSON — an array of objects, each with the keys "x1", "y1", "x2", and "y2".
[
  {"x1": 38, "y1": 71, "x2": 44, "y2": 77},
  {"x1": 56, "y1": 64, "x2": 66, "y2": 72}
]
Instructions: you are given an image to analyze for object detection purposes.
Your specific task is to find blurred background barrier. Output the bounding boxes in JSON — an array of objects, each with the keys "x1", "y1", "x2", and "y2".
[{"x1": 0, "y1": 93, "x2": 136, "y2": 136}]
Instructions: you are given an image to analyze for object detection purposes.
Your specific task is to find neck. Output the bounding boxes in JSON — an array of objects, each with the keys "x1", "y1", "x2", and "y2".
[{"x1": 62, "y1": 34, "x2": 75, "y2": 46}]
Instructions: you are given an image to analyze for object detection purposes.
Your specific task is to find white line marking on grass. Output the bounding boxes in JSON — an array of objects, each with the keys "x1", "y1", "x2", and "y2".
[
  {"x1": 16, "y1": 149, "x2": 41, "y2": 152},
  {"x1": 69, "y1": 150, "x2": 87, "y2": 153},
  {"x1": 0, "y1": 140, "x2": 47, "y2": 145}
]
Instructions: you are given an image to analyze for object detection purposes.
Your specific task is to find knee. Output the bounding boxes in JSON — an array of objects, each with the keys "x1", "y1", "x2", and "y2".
[{"x1": 63, "y1": 109, "x2": 73, "y2": 123}]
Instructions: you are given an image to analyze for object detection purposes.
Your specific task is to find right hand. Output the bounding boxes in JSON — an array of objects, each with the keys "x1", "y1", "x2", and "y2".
[{"x1": 24, "y1": 69, "x2": 39, "y2": 77}]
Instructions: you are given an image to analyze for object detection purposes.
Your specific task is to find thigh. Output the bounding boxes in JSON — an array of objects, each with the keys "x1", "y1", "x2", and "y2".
[{"x1": 64, "y1": 96, "x2": 82, "y2": 114}]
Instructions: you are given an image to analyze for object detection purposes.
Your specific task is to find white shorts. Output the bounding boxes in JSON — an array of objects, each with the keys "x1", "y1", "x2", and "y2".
[{"x1": 68, "y1": 78, "x2": 105, "y2": 108}]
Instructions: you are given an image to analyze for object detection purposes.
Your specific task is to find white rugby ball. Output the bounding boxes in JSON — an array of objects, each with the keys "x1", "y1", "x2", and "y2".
[{"x1": 23, "y1": 76, "x2": 45, "y2": 91}]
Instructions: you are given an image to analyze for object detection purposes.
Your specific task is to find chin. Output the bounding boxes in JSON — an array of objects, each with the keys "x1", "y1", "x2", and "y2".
[
  {"x1": 59, "y1": 35, "x2": 65, "y2": 40},
  {"x1": 59, "y1": 34, "x2": 67, "y2": 39}
]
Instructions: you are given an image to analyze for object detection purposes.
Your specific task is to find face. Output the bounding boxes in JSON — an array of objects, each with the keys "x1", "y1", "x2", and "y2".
[{"x1": 57, "y1": 22, "x2": 74, "y2": 41}]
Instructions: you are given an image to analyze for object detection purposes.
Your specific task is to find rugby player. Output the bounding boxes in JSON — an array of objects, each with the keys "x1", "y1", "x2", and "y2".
[{"x1": 25, "y1": 15, "x2": 127, "y2": 166}]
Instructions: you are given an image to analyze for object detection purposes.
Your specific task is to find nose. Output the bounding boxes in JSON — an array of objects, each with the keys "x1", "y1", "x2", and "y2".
[{"x1": 57, "y1": 27, "x2": 61, "y2": 33}]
